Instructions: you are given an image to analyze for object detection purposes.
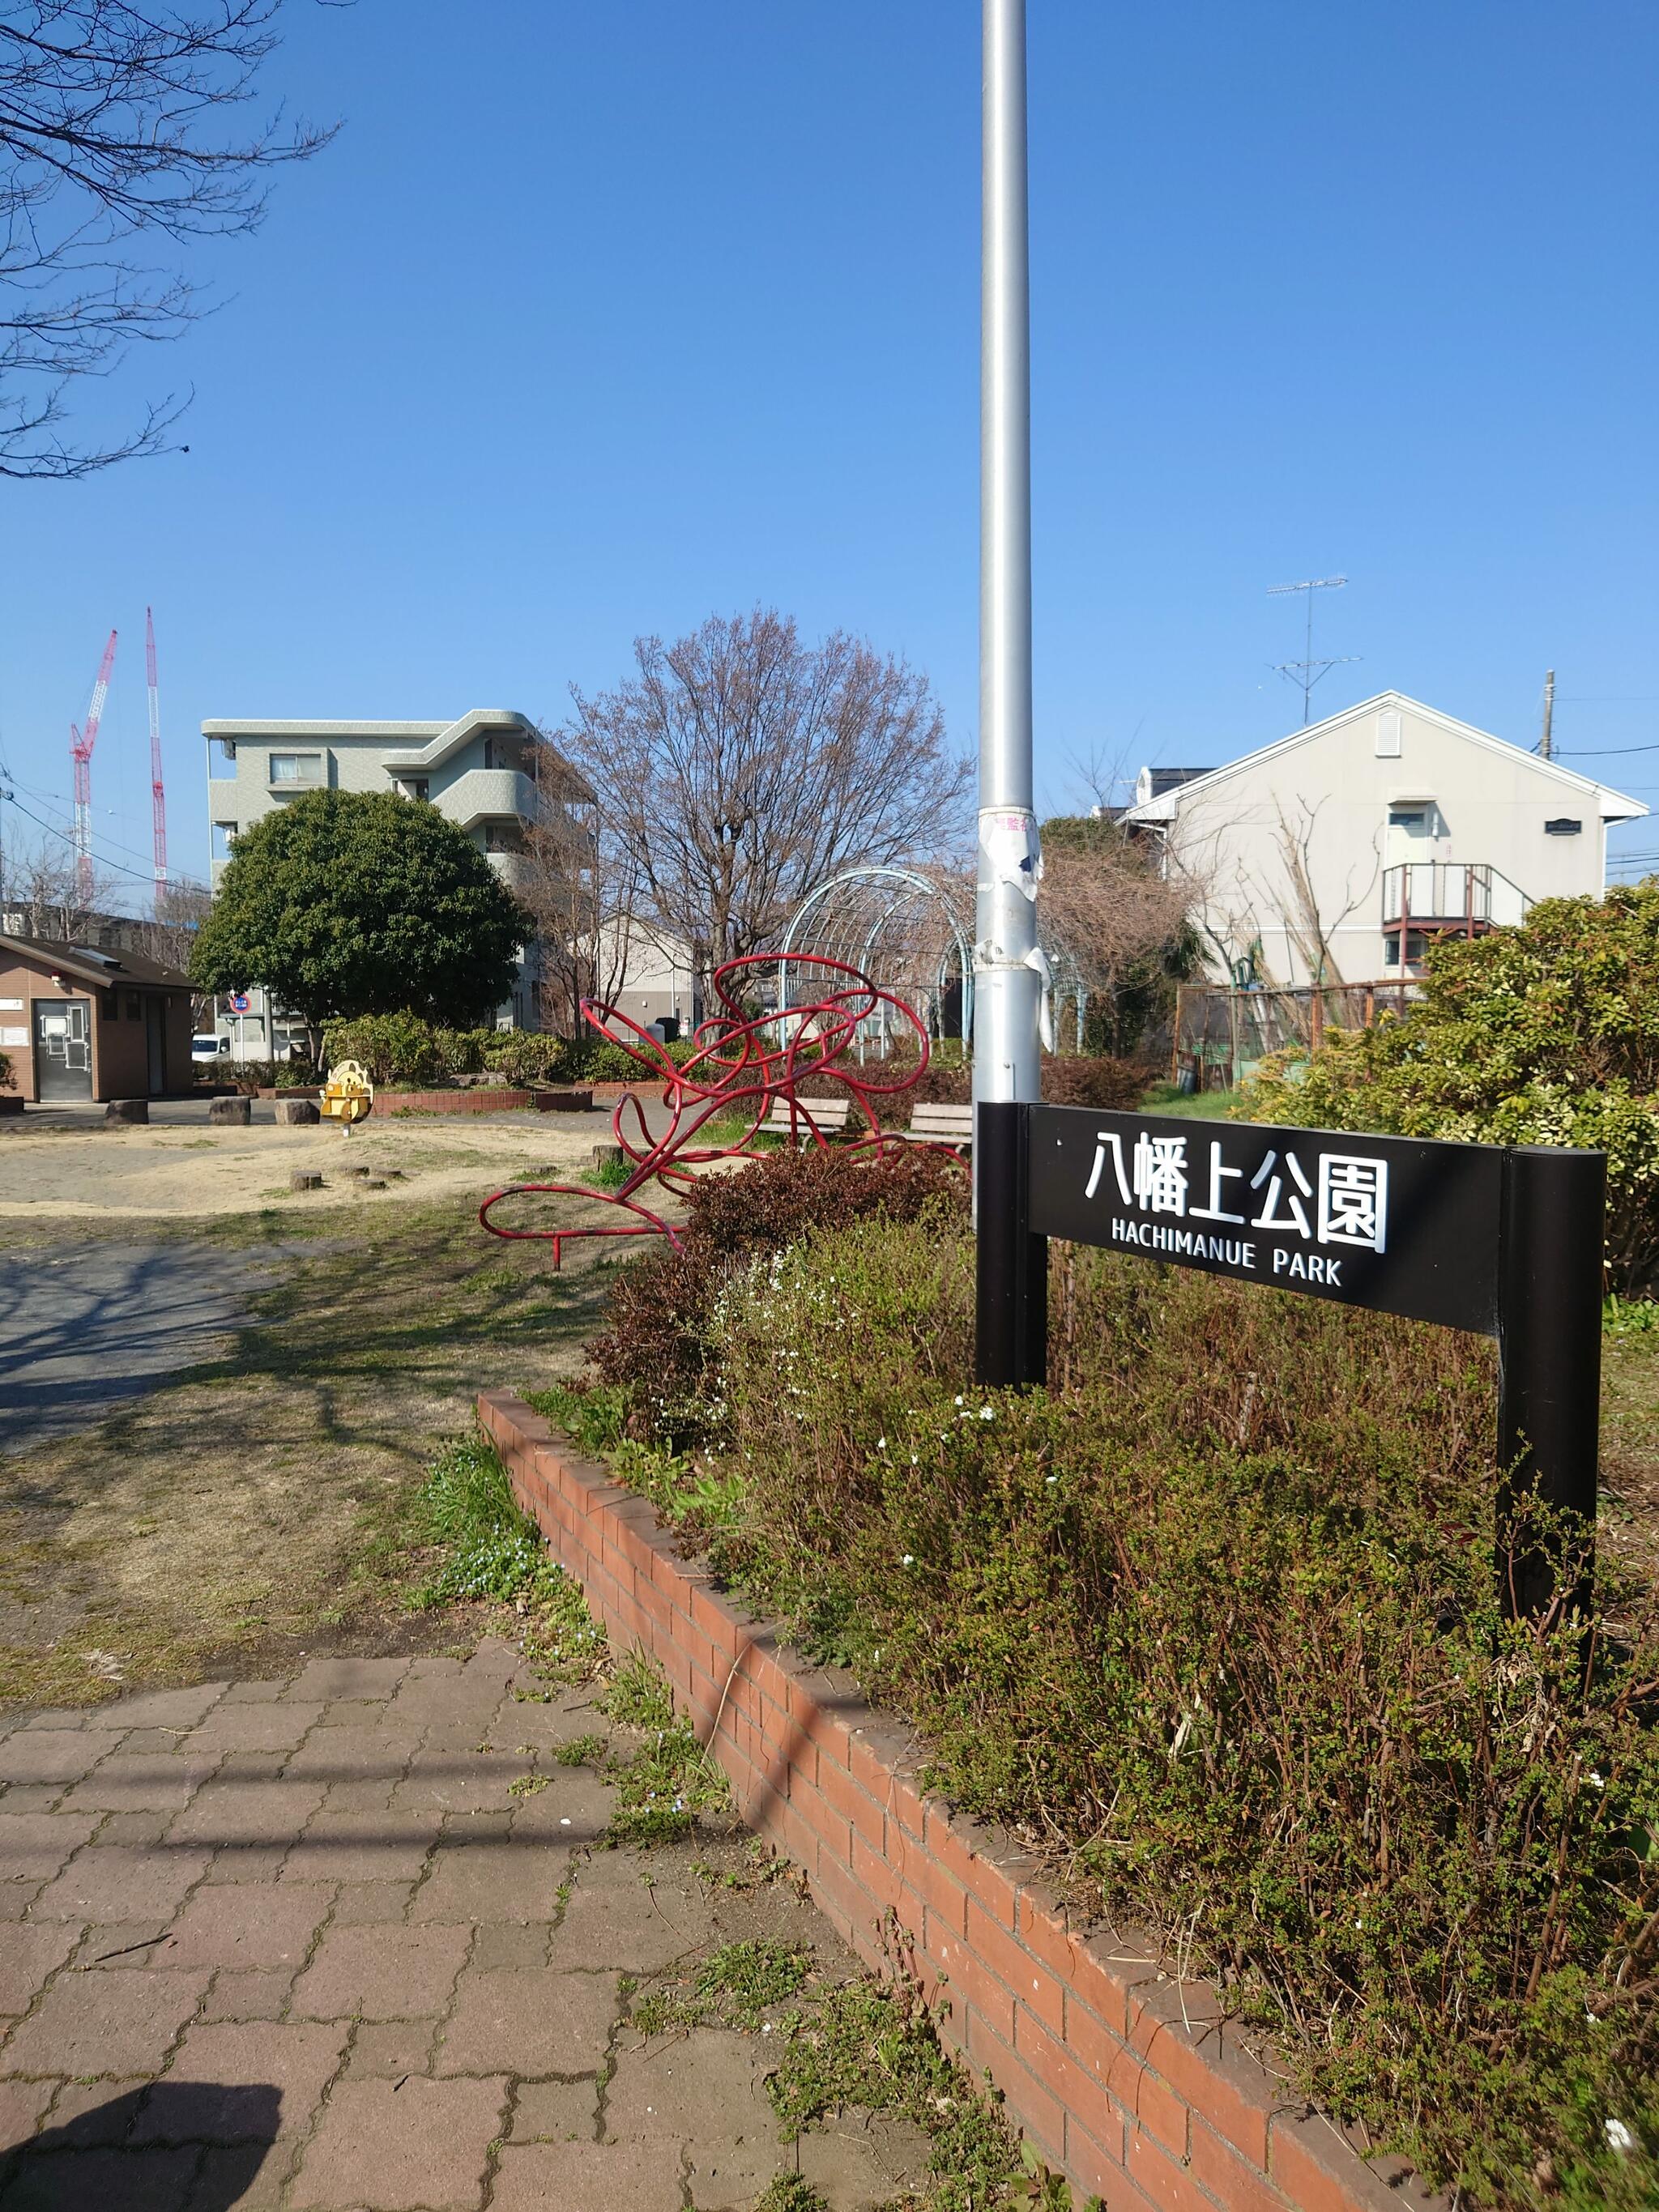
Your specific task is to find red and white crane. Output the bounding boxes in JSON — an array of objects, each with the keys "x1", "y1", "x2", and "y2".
[
  {"x1": 69, "y1": 629, "x2": 117, "y2": 905},
  {"x1": 147, "y1": 607, "x2": 167, "y2": 894}
]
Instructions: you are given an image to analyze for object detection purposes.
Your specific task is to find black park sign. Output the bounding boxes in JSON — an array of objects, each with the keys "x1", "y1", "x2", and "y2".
[{"x1": 975, "y1": 1103, "x2": 1606, "y2": 1616}]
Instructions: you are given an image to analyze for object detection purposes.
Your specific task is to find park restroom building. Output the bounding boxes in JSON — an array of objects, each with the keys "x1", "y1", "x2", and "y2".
[{"x1": 0, "y1": 936, "x2": 194, "y2": 1106}]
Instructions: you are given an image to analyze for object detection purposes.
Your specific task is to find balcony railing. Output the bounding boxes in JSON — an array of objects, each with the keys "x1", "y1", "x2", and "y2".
[{"x1": 1381, "y1": 862, "x2": 1529, "y2": 932}]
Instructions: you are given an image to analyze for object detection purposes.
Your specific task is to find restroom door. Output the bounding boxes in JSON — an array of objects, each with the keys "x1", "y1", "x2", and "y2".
[{"x1": 34, "y1": 999, "x2": 92, "y2": 1102}]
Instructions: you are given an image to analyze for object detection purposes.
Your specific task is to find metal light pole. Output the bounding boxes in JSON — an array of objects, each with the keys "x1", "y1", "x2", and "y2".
[
  {"x1": 972, "y1": 0, "x2": 1047, "y2": 1384},
  {"x1": 973, "y1": 0, "x2": 1043, "y2": 1136}
]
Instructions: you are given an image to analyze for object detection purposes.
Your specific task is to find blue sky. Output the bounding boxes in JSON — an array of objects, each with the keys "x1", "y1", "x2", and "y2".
[{"x1": 3, "y1": 0, "x2": 1657, "y2": 897}]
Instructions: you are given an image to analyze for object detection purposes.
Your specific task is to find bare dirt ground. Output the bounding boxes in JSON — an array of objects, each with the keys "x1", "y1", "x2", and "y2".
[
  {"x1": 0, "y1": 1112, "x2": 655, "y2": 1712},
  {"x1": 0, "y1": 1109, "x2": 607, "y2": 1223}
]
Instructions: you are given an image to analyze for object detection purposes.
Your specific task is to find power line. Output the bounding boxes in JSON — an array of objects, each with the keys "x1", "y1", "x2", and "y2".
[{"x1": 0, "y1": 788, "x2": 167, "y2": 891}]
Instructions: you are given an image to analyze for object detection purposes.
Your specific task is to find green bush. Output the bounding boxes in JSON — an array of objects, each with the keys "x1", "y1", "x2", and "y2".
[
  {"x1": 573, "y1": 1214, "x2": 1659, "y2": 2206},
  {"x1": 1237, "y1": 884, "x2": 1659, "y2": 1288},
  {"x1": 434, "y1": 1026, "x2": 493, "y2": 1076},
  {"x1": 488, "y1": 1030, "x2": 570, "y2": 1086},
  {"x1": 0, "y1": 1051, "x2": 12, "y2": 1092},
  {"x1": 322, "y1": 1011, "x2": 447, "y2": 1087},
  {"x1": 588, "y1": 1144, "x2": 969, "y2": 1444}
]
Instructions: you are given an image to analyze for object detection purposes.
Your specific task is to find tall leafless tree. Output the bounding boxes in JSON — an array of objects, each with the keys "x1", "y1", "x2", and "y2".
[
  {"x1": 557, "y1": 610, "x2": 971, "y2": 1008},
  {"x1": 0, "y1": 836, "x2": 117, "y2": 938},
  {"x1": 1, "y1": 0, "x2": 338, "y2": 479}
]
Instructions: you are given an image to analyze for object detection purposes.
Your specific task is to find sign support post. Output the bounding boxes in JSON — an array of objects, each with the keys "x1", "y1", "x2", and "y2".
[
  {"x1": 1496, "y1": 1144, "x2": 1605, "y2": 1615},
  {"x1": 975, "y1": 1104, "x2": 1605, "y2": 1617},
  {"x1": 975, "y1": 1101, "x2": 1046, "y2": 1388}
]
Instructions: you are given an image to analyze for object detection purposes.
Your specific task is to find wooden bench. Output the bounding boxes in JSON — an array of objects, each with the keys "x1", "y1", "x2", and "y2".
[
  {"x1": 906, "y1": 1102, "x2": 974, "y2": 1149},
  {"x1": 759, "y1": 1094, "x2": 853, "y2": 1142}
]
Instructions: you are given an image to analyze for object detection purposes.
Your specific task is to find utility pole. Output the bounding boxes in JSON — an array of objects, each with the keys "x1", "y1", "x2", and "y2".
[
  {"x1": 1540, "y1": 669, "x2": 1555, "y2": 761},
  {"x1": 974, "y1": 0, "x2": 1043, "y2": 1136}
]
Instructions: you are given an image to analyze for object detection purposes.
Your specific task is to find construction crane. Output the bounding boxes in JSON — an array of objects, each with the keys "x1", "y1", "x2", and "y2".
[
  {"x1": 69, "y1": 629, "x2": 117, "y2": 905},
  {"x1": 147, "y1": 608, "x2": 167, "y2": 893}
]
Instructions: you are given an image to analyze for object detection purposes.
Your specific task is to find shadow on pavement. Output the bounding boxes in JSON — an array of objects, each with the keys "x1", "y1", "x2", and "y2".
[{"x1": 0, "y1": 2081, "x2": 281, "y2": 2210}]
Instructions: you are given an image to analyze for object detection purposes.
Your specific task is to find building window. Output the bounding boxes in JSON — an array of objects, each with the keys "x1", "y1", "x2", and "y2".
[
  {"x1": 397, "y1": 778, "x2": 429, "y2": 802},
  {"x1": 211, "y1": 737, "x2": 237, "y2": 767},
  {"x1": 125, "y1": 993, "x2": 141, "y2": 1021},
  {"x1": 1544, "y1": 817, "x2": 1582, "y2": 836},
  {"x1": 1375, "y1": 711, "x2": 1402, "y2": 758},
  {"x1": 1384, "y1": 931, "x2": 1427, "y2": 968},
  {"x1": 268, "y1": 752, "x2": 322, "y2": 786},
  {"x1": 211, "y1": 820, "x2": 238, "y2": 859},
  {"x1": 483, "y1": 823, "x2": 520, "y2": 853}
]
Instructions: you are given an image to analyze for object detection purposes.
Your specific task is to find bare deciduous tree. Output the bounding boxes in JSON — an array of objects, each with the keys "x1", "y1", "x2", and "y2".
[
  {"x1": 1, "y1": 0, "x2": 338, "y2": 479},
  {"x1": 1265, "y1": 798, "x2": 1380, "y2": 987},
  {"x1": 1038, "y1": 815, "x2": 1198, "y2": 1049},
  {"x1": 0, "y1": 837, "x2": 117, "y2": 940},
  {"x1": 557, "y1": 610, "x2": 972, "y2": 1007}
]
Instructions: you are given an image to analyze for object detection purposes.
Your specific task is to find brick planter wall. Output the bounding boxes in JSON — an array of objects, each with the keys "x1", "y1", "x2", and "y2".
[
  {"x1": 378, "y1": 1087, "x2": 588, "y2": 1115},
  {"x1": 479, "y1": 1390, "x2": 1435, "y2": 2212}
]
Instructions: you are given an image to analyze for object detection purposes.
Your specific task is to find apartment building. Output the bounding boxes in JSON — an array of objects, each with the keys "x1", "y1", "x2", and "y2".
[{"x1": 200, "y1": 708, "x2": 559, "y2": 1051}]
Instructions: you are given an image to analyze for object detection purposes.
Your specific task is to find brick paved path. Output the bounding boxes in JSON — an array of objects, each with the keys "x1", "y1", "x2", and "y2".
[{"x1": 0, "y1": 1645, "x2": 927, "y2": 2210}]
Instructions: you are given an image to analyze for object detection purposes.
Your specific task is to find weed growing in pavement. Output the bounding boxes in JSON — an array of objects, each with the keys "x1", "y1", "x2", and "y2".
[
  {"x1": 752, "y1": 2178, "x2": 829, "y2": 2212},
  {"x1": 552, "y1": 1732, "x2": 608, "y2": 1767},
  {"x1": 765, "y1": 1963, "x2": 1037, "y2": 2212},
  {"x1": 596, "y1": 1652, "x2": 731, "y2": 1845},
  {"x1": 631, "y1": 1939, "x2": 811, "y2": 2037}
]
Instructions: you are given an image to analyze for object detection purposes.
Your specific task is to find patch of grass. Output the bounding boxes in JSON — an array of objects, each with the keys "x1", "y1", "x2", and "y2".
[
  {"x1": 1137, "y1": 1079, "x2": 1237, "y2": 1119},
  {"x1": 404, "y1": 1434, "x2": 572, "y2": 1609},
  {"x1": 599, "y1": 1652, "x2": 730, "y2": 1845},
  {"x1": 0, "y1": 1182, "x2": 625, "y2": 1709}
]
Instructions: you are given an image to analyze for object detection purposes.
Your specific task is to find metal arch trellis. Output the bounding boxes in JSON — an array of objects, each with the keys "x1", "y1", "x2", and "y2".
[
  {"x1": 477, "y1": 951, "x2": 949, "y2": 1270},
  {"x1": 778, "y1": 866, "x2": 975, "y2": 1052}
]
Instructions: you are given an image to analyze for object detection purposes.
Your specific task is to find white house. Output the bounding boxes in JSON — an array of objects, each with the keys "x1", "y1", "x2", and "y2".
[{"x1": 1122, "y1": 692, "x2": 1647, "y2": 986}]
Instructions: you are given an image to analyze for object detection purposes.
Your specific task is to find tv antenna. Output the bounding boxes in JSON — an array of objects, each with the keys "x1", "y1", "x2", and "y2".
[{"x1": 1269, "y1": 574, "x2": 1359, "y2": 725}]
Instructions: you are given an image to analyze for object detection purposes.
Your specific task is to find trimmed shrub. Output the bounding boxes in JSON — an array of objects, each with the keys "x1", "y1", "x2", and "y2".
[
  {"x1": 0, "y1": 1050, "x2": 13, "y2": 1091},
  {"x1": 321, "y1": 1011, "x2": 446, "y2": 1086},
  {"x1": 1237, "y1": 884, "x2": 1659, "y2": 1288},
  {"x1": 588, "y1": 1144, "x2": 969, "y2": 1443},
  {"x1": 487, "y1": 1031, "x2": 569, "y2": 1086}
]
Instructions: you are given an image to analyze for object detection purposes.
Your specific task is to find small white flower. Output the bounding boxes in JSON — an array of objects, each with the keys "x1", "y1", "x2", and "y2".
[
  {"x1": 979, "y1": 1405, "x2": 994, "y2": 1421},
  {"x1": 876, "y1": 1437, "x2": 887, "y2": 1451},
  {"x1": 902, "y1": 1554, "x2": 915, "y2": 1567},
  {"x1": 954, "y1": 1394, "x2": 965, "y2": 1405},
  {"x1": 1606, "y1": 2118, "x2": 1636, "y2": 2154},
  {"x1": 1589, "y1": 1770, "x2": 1606, "y2": 1789},
  {"x1": 1046, "y1": 1475, "x2": 1058, "y2": 1485}
]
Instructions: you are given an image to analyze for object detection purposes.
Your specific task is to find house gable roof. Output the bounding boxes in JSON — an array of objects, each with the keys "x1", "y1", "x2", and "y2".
[{"x1": 1122, "y1": 692, "x2": 1648, "y2": 827}]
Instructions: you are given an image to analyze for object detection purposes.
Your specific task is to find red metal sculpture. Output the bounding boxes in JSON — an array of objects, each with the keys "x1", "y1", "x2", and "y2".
[{"x1": 479, "y1": 953, "x2": 939, "y2": 1267}]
